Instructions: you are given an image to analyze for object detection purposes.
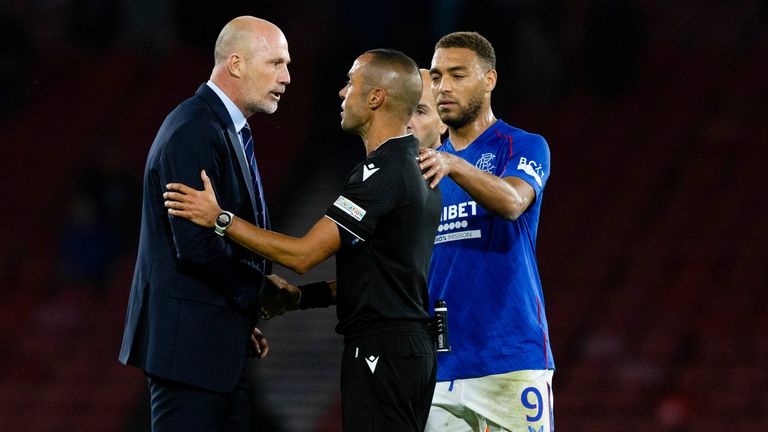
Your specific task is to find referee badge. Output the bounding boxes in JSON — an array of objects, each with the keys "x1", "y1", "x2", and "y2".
[{"x1": 333, "y1": 195, "x2": 366, "y2": 221}]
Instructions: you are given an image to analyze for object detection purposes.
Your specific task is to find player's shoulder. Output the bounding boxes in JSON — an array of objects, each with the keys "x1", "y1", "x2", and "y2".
[
  {"x1": 497, "y1": 121, "x2": 549, "y2": 155},
  {"x1": 350, "y1": 138, "x2": 417, "y2": 191},
  {"x1": 345, "y1": 153, "x2": 394, "y2": 188},
  {"x1": 373, "y1": 136, "x2": 419, "y2": 167},
  {"x1": 498, "y1": 121, "x2": 546, "y2": 144}
]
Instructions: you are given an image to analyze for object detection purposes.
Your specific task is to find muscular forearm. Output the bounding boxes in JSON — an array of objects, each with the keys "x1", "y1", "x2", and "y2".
[
  {"x1": 448, "y1": 157, "x2": 530, "y2": 220},
  {"x1": 226, "y1": 217, "x2": 322, "y2": 274},
  {"x1": 163, "y1": 171, "x2": 339, "y2": 273}
]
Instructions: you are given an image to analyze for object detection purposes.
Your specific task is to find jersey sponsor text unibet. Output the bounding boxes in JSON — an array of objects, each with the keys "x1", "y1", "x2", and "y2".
[{"x1": 428, "y1": 120, "x2": 554, "y2": 381}]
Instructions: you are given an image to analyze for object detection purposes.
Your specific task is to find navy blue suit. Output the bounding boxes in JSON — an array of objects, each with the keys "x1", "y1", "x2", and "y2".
[{"x1": 119, "y1": 84, "x2": 270, "y2": 399}]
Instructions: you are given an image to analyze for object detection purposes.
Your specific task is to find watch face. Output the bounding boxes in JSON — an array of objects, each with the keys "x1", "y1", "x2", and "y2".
[{"x1": 217, "y1": 213, "x2": 231, "y2": 226}]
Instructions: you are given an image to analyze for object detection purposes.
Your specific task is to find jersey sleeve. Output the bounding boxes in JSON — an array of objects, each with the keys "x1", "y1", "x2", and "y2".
[
  {"x1": 501, "y1": 133, "x2": 551, "y2": 198},
  {"x1": 325, "y1": 161, "x2": 398, "y2": 246}
]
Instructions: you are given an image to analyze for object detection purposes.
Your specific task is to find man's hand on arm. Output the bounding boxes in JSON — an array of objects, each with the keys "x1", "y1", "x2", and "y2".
[
  {"x1": 164, "y1": 170, "x2": 342, "y2": 274},
  {"x1": 418, "y1": 147, "x2": 458, "y2": 189},
  {"x1": 418, "y1": 147, "x2": 536, "y2": 221},
  {"x1": 164, "y1": 169, "x2": 222, "y2": 227}
]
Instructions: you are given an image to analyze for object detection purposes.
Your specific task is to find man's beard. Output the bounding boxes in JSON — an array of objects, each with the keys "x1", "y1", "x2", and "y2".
[
  {"x1": 441, "y1": 93, "x2": 484, "y2": 130},
  {"x1": 247, "y1": 99, "x2": 278, "y2": 115}
]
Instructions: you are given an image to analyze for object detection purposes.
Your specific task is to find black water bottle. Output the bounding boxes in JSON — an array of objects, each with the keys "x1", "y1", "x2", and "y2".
[{"x1": 434, "y1": 299, "x2": 451, "y2": 352}]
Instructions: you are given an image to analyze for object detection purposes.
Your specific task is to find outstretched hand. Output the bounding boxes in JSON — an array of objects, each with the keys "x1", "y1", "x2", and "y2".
[
  {"x1": 164, "y1": 170, "x2": 222, "y2": 227},
  {"x1": 419, "y1": 147, "x2": 454, "y2": 189}
]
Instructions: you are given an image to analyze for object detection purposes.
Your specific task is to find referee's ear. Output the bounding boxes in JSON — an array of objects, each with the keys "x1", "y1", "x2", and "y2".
[{"x1": 368, "y1": 88, "x2": 386, "y2": 111}]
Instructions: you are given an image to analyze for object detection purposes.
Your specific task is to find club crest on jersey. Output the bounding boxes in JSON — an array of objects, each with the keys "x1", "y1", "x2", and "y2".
[
  {"x1": 517, "y1": 156, "x2": 544, "y2": 187},
  {"x1": 475, "y1": 153, "x2": 496, "y2": 172}
]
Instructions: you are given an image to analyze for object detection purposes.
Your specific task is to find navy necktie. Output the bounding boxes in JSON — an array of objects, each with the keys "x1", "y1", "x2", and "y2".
[{"x1": 241, "y1": 124, "x2": 266, "y2": 229}]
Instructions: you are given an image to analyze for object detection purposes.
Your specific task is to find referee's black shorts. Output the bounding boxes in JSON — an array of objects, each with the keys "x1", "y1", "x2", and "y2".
[{"x1": 341, "y1": 321, "x2": 436, "y2": 432}]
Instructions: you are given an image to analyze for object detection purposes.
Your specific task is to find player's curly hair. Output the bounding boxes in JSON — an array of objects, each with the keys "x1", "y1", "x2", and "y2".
[{"x1": 435, "y1": 31, "x2": 496, "y2": 71}]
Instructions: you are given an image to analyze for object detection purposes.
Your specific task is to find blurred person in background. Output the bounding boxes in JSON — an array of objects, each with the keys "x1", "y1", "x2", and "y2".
[
  {"x1": 419, "y1": 31, "x2": 555, "y2": 432},
  {"x1": 118, "y1": 16, "x2": 292, "y2": 432},
  {"x1": 163, "y1": 48, "x2": 442, "y2": 432},
  {"x1": 408, "y1": 68, "x2": 447, "y2": 149}
]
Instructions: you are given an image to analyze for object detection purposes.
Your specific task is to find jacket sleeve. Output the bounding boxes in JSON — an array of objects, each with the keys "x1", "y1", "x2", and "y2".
[{"x1": 158, "y1": 120, "x2": 266, "y2": 302}]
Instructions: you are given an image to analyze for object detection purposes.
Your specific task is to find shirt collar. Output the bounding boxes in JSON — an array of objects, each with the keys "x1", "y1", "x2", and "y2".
[
  {"x1": 369, "y1": 133, "x2": 415, "y2": 155},
  {"x1": 206, "y1": 80, "x2": 247, "y2": 133}
]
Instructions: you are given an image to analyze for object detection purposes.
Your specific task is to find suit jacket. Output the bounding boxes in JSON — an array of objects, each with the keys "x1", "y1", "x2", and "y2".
[{"x1": 119, "y1": 84, "x2": 271, "y2": 392}]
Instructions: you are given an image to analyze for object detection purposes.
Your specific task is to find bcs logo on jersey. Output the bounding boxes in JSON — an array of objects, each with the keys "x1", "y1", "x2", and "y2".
[
  {"x1": 517, "y1": 157, "x2": 544, "y2": 187},
  {"x1": 475, "y1": 153, "x2": 496, "y2": 173}
]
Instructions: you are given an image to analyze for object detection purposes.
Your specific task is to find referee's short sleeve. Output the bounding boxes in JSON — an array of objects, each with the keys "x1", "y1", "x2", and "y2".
[{"x1": 325, "y1": 161, "x2": 398, "y2": 246}]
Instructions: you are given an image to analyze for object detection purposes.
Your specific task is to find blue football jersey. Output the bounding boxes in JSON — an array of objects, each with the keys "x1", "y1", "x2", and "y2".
[{"x1": 428, "y1": 120, "x2": 554, "y2": 381}]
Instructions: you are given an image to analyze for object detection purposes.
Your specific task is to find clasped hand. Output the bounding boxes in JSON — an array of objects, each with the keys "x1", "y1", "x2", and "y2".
[{"x1": 260, "y1": 274, "x2": 301, "y2": 320}]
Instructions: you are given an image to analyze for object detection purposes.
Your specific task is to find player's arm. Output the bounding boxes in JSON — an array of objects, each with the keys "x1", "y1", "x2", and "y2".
[
  {"x1": 419, "y1": 147, "x2": 535, "y2": 221},
  {"x1": 226, "y1": 216, "x2": 340, "y2": 274},
  {"x1": 164, "y1": 170, "x2": 341, "y2": 274}
]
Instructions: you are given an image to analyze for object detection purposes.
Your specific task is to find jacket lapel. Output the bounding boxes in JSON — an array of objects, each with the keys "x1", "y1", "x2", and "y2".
[{"x1": 195, "y1": 84, "x2": 259, "y2": 221}]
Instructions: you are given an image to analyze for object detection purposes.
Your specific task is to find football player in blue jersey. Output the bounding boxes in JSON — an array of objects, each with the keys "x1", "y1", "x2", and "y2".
[{"x1": 419, "y1": 31, "x2": 555, "y2": 432}]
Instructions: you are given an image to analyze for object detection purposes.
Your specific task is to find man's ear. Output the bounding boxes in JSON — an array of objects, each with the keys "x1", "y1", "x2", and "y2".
[
  {"x1": 485, "y1": 69, "x2": 497, "y2": 92},
  {"x1": 227, "y1": 53, "x2": 244, "y2": 78},
  {"x1": 368, "y1": 88, "x2": 386, "y2": 110}
]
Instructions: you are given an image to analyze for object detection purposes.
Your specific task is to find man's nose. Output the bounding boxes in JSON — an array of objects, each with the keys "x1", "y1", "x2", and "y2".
[
  {"x1": 436, "y1": 80, "x2": 450, "y2": 93},
  {"x1": 280, "y1": 67, "x2": 291, "y2": 85}
]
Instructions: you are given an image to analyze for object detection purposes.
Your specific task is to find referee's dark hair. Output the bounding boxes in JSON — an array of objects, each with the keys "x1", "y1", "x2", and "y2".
[
  {"x1": 435, "y1": 31, "x2": 496, "y2": 71},
  {"x1": 361, "y1": 48, "x2": 422, "y2": 120}
]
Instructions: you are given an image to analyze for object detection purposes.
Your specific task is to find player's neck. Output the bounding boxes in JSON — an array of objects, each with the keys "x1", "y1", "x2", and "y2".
[
  {"x1": 362, "y1": 122, "x2": 409, "y2": 155},
  {"x1": 449, "y1": 108, "x2": 496, "y2": 151}
]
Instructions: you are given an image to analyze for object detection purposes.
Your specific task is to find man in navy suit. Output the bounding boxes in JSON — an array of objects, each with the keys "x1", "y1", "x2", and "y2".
[{"x1": 119, "y1": 16, "x2": 291, "y2": 432}]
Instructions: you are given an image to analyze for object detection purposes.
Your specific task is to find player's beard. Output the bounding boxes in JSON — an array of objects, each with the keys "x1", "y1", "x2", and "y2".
[{"x1": 441, "y1": 92, "x2": 484, "y2": 130}]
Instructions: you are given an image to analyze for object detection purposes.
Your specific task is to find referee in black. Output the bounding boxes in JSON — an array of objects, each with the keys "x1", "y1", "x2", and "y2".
[{"x1": 164, "y1": 48, "x2": 442, "y2": 431}]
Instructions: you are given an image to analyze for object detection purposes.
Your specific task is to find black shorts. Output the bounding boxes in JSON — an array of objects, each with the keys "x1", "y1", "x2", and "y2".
[{"x1": 341, "y1": 321, "x2": 437, "y2": 432}]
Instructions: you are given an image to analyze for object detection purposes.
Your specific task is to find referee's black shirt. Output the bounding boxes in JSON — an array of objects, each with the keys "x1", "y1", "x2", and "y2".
[{"x1": 325, "y1": 134, "x2": 442, "y2": 336}]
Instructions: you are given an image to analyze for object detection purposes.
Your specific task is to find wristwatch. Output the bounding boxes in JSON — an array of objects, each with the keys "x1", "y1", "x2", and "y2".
[{"x1": 214, "y1": 211, "x2": 234, "y2": 236}]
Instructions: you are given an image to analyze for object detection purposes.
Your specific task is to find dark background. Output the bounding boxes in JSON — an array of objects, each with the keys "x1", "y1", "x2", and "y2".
[{"x1": 1, "y1": 1, "x2": 766, "y2": 431}]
